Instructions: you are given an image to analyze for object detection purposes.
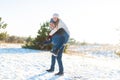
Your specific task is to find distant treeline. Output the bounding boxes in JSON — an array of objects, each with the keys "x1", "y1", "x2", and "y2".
[{"x1": 0, "y1": 35, "x2": 27, "y2": 43}]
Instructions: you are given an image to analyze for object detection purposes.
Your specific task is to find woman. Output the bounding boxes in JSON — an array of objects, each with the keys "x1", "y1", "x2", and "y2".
[
  {"x1": 49, "y1": 13, "x2": 70, "y2": 55},
  {"x1": 49, "y1": 13, "x2": 70, "y2": 41}
]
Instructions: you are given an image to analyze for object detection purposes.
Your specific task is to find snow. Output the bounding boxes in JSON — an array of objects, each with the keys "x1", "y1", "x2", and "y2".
[{"x1": 0, "y1": 44, "x2": 120, "y2": 80}]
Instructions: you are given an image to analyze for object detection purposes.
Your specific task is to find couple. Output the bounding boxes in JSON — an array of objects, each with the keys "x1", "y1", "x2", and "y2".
[{"x1": 44, "y1": 13, "x2": 70, "y2": 76}]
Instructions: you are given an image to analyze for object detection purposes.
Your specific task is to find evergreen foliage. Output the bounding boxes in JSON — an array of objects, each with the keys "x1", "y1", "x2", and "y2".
[
  {"x1": 0, "y1": 17, "x2": 8, "y2": 41},
  {"x1": 23, "y1": 22, "x2": 52, "y2": 50}
]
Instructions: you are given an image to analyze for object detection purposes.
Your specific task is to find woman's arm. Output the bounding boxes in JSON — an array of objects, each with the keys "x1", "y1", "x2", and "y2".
[{"x1": 49, "y1": 28, "x2": 58, "y2": 36}]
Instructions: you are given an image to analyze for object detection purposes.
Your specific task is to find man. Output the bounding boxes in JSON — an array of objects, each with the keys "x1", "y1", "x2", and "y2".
[{"x1": 45, "y1": 13, "x2": 70, "y2": 76}]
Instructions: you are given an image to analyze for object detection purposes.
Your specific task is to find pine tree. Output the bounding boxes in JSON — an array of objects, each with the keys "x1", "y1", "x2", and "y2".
[
  {"x1": 23, "y1": 22, "x2": 52, "y2": 50},
  {"x1": 34, "y1": 22, "x2": 52, "y2": 50},
  {"x1": 35, "y1": 22, "x2": 50, "y2": 42}
]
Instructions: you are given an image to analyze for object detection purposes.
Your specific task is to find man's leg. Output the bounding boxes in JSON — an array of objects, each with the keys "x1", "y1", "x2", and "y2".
[
  {"x1": 55, "y1": 46, "x2": 64, "y2": 75},
  {"x1": 46, "y1": 55, "x2": 56, "y2": 72},
  {"x1": 50, "y1": 55, "x2": 56, "y2": 70}
]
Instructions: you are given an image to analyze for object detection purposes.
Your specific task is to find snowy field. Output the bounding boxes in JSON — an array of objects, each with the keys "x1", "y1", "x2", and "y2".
[{"x1": 0, "y1": 44, "x2": 120, "y2": 80}]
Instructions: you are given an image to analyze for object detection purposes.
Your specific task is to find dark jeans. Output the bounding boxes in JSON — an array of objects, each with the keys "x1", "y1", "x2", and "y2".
[
  {"x1": 50, "y1": 46, "x2": 64, "y2": 72},
  {"x1": 50, "y1": 29, "x2": 69, "y2": 73}
]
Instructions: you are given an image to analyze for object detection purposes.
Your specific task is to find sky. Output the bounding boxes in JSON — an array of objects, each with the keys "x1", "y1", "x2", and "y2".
[{"x1": 0, "y1": 0, "x2": 120, "y2": 44}]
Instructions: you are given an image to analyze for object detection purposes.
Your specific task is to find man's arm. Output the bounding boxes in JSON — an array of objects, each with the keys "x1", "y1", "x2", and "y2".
[{"x1": 43, "y1": 37, "x2": 52, "y2": 44}]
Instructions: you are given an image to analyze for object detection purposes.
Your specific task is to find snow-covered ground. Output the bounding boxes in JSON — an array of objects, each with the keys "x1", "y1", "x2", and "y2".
[{"x1": 0, "y1": 44, "x2": 120, "y2": 80}]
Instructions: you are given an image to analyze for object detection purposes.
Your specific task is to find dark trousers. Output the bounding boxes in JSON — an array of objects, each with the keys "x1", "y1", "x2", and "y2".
[{"x1": 50, "y1": 46, "x2": 64, "y2": 72}]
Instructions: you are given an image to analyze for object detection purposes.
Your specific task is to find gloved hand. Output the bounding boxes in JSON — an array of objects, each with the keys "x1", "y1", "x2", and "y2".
[{"x1": 46, "y1": 35, "x2": 52, "y2": 41}]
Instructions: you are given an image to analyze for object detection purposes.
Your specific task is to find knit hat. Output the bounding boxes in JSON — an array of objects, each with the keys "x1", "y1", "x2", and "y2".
[{"x1": 53, "y1": 13, "x2": 59, "y2": 17}]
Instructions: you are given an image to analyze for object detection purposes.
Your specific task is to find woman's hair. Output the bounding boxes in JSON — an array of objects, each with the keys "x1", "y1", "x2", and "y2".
[
  {"x1": 54, "y1": 18, "x2": 59, "y2": 27},
  {"x1": 50, "y1": 18, "x2": 59, "y2": 27}
]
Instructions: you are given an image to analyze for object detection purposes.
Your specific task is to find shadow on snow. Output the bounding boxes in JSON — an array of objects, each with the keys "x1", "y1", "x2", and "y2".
[
  {"x1": 27, "y1": 71, "x2": 61, "y2": 80},
  {"x1": 0, "y1": 48, "x2": 42, "y2": 54}
]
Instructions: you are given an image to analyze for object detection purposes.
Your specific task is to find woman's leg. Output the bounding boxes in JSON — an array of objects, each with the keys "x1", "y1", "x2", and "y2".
[
  {"x1": 63, "y1": 31, "x2": 69, "y2": 44},
  {"x1": 51, "y1": 35, "x2": 65, "y2": 55}
]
